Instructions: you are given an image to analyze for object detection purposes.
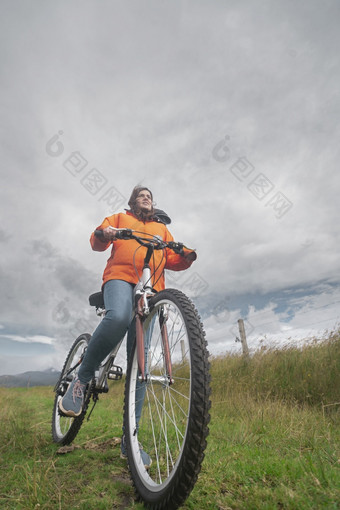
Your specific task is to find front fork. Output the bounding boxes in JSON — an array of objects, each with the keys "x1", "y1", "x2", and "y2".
[{"x1": 136, "y1": 295, "x2": 173, "y2": 384}]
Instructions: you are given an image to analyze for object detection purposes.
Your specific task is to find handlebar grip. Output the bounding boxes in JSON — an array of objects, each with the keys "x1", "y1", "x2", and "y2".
[
  {"x1": 94, "y1": 229, "x2": 104, "y2": 238},
  {"x1": 94, "y1": 228, "x2": 133, "y2": 240}
]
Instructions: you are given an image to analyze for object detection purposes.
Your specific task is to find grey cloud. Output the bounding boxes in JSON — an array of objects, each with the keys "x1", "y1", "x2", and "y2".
[
  {"x1": 1, "y1": 0, "x2": 340, "y2": 373},
  {"x1": 0, "y1": 235, "x2": 99, "y2": 338}
]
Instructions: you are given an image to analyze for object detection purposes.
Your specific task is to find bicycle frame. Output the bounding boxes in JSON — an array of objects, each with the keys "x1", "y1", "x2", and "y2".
[
  {"x1": 95, "y1": 338, "x2": 123, "y2": 390},
  {"x1": 133, "y1": 243, "x2": 173, "y2": 384},
  {"x1": 91, "y1": 232, "x2": 174, "y2": 389}
]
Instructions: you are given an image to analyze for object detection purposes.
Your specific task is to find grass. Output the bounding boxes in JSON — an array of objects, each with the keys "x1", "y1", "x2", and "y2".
[
  {"x1": 0, "y1": 332, "x2": 339, "y2": 509},
  {"x1": 210, "y1": 329, "x2": 340, "y2": 406}
]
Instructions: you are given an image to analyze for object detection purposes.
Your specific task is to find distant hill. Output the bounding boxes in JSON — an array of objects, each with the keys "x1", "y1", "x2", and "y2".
[{"x1": 0, "y1": 368, "x2": 60, "y2": 388}]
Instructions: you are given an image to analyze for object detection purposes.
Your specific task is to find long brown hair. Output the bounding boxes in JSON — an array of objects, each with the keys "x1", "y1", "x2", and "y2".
[{"x1": 127, "y1": 186, "x2": 154, "y2": 222}]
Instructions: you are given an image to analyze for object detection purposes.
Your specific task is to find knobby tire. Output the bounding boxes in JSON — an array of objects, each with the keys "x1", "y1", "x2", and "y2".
[
  {"x1": 124, "y1": 289, "x2": 211, "y2": 510},
  {"x1": 51, "y1": 333, "x2": 92, "y2": 445}
]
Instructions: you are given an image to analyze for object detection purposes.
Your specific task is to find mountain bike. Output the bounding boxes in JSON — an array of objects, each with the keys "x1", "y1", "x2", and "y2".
[{"x1": 51, "y1": 228, "x2": 211, "y2": 510}]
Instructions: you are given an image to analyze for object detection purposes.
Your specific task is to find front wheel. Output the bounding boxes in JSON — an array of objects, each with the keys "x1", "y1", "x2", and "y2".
[
  {"x1": 124, "y1": 289, "x2": 211, "y2": 509},
  {"x1": 52, "y1": 333, "x2": 92, "y2": 445}
]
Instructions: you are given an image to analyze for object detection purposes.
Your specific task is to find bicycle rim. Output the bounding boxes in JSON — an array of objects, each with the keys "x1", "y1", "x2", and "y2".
[{"x1": 124, "y1": 289, "x2": 210, "y2": 509}]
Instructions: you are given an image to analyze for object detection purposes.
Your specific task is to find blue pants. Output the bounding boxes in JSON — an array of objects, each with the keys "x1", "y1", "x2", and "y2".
[
  {"x1": 78, "y1": 279, "x2": 135, "y2": 383},
  {"x1": 78, "y1": 278, "x2": 150, "y2": 429}
]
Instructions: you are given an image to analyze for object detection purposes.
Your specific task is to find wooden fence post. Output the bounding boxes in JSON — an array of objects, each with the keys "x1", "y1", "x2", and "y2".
[{"x1": 237, "y1": 319, "x2": 249, "y2": 358}]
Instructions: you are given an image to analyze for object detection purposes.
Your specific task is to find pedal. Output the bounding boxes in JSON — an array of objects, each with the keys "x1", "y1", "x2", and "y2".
[
  {"x1": 108, "y1": 365, "x2": 123, "y2": 381},
  {"x1": 96, "y1": 380, "x2": 109, "y2": 393}
]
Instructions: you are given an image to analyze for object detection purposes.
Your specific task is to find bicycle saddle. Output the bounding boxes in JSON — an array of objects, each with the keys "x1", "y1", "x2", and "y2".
[{"x1": 89, "y1": 291, "x2": 104, "y2": 308}]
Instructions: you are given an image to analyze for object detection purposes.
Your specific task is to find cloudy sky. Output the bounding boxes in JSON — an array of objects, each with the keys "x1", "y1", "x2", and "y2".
[{"x1": 1, "y1": 0, "x2": 339, "y2": 375}]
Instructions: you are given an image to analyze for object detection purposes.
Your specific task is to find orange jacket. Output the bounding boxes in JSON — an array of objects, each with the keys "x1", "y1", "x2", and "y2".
[{"x1": 90, "y1": 211, "x2": 196, "y2": 292}]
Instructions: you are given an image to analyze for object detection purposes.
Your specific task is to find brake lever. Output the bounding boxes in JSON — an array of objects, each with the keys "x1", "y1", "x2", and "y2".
[{"x1": 168, "y1": 241, "x2": 185, "y2": 255}]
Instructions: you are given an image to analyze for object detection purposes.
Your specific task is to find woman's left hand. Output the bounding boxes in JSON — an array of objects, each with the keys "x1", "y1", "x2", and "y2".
[{"x1": 184, "y1": 251, "x2": 197, "y2": 262}]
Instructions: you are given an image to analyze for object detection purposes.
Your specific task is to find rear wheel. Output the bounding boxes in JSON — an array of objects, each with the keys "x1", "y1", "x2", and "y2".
[
  {"x1": 124, "y1": 289, "x2": 211, "y2": 509},
  {"x1": 52, "y1": 333, "x2": 92, "y2": 445}
]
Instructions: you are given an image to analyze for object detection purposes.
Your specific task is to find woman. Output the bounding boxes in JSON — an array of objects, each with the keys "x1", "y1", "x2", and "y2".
[{"x1": 59, "y1": 186, "x2": 197, "y2": 465}]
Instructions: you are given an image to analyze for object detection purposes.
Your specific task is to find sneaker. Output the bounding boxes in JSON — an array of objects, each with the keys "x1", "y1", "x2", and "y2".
[
  {"x1": 120, "y1": 434, "x2": 152, "y2": 469},
  {"x1": 58, "y1": 378, "x2": 86, "y2": 417}
]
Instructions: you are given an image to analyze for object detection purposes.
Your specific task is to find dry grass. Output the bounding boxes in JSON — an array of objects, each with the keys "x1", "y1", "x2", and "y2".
[{"x1": 0, "y1": 332, "x2": 339, "y2": 508}]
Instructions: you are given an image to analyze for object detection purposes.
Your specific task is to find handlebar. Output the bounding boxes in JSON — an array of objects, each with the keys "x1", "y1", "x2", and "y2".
[{"x1": 94, "y1": 228, "x2": 187, "y2": 255}]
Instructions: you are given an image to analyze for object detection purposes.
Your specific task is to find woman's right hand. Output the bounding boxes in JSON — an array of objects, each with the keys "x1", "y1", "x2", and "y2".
[{"x1": 101, "y1": 227, "x2": 117, "y2": 240}]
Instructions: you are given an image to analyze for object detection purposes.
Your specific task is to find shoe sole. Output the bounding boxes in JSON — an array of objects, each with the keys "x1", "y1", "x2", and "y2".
[{"x1": 58, "y1": 401, "x2": 83, "y2": 418}]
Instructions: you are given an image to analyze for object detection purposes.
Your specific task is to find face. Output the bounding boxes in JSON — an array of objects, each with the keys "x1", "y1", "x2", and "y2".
[{"x1": 135, "y1": 189, "x2": 153, "y2": 212}]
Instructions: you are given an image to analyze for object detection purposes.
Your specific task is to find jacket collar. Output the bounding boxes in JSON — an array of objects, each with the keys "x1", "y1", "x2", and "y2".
[{"x1": 125, "y1": 209, "x2": 171, "y2": 225}]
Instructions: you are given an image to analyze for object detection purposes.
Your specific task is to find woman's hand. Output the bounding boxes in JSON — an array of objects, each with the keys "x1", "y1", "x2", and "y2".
[
  {"x1": 101, "y1": 227, "x2": 117, "y2": 241},
  {"x1": 184, "y1": 251, "x2": 197, "y2": 262}
]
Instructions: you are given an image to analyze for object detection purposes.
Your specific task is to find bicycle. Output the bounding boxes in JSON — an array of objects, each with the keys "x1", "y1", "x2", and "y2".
[{"x1": 52, "y1": 228, "x2": 211, "y2": 509}]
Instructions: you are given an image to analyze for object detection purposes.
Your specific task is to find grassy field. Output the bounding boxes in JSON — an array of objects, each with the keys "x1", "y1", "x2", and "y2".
[{"x1": 0, "y1": 332, "x2": 339, "y2": 509}]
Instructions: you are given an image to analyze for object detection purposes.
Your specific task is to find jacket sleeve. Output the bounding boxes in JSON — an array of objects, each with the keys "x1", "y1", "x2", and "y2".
[
  {"x1": 90, "y1": 215, "x2": 119, "y2": 252},
  {"x1": 163, "y1": 228, "x2": 197, "y2": 272}
]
